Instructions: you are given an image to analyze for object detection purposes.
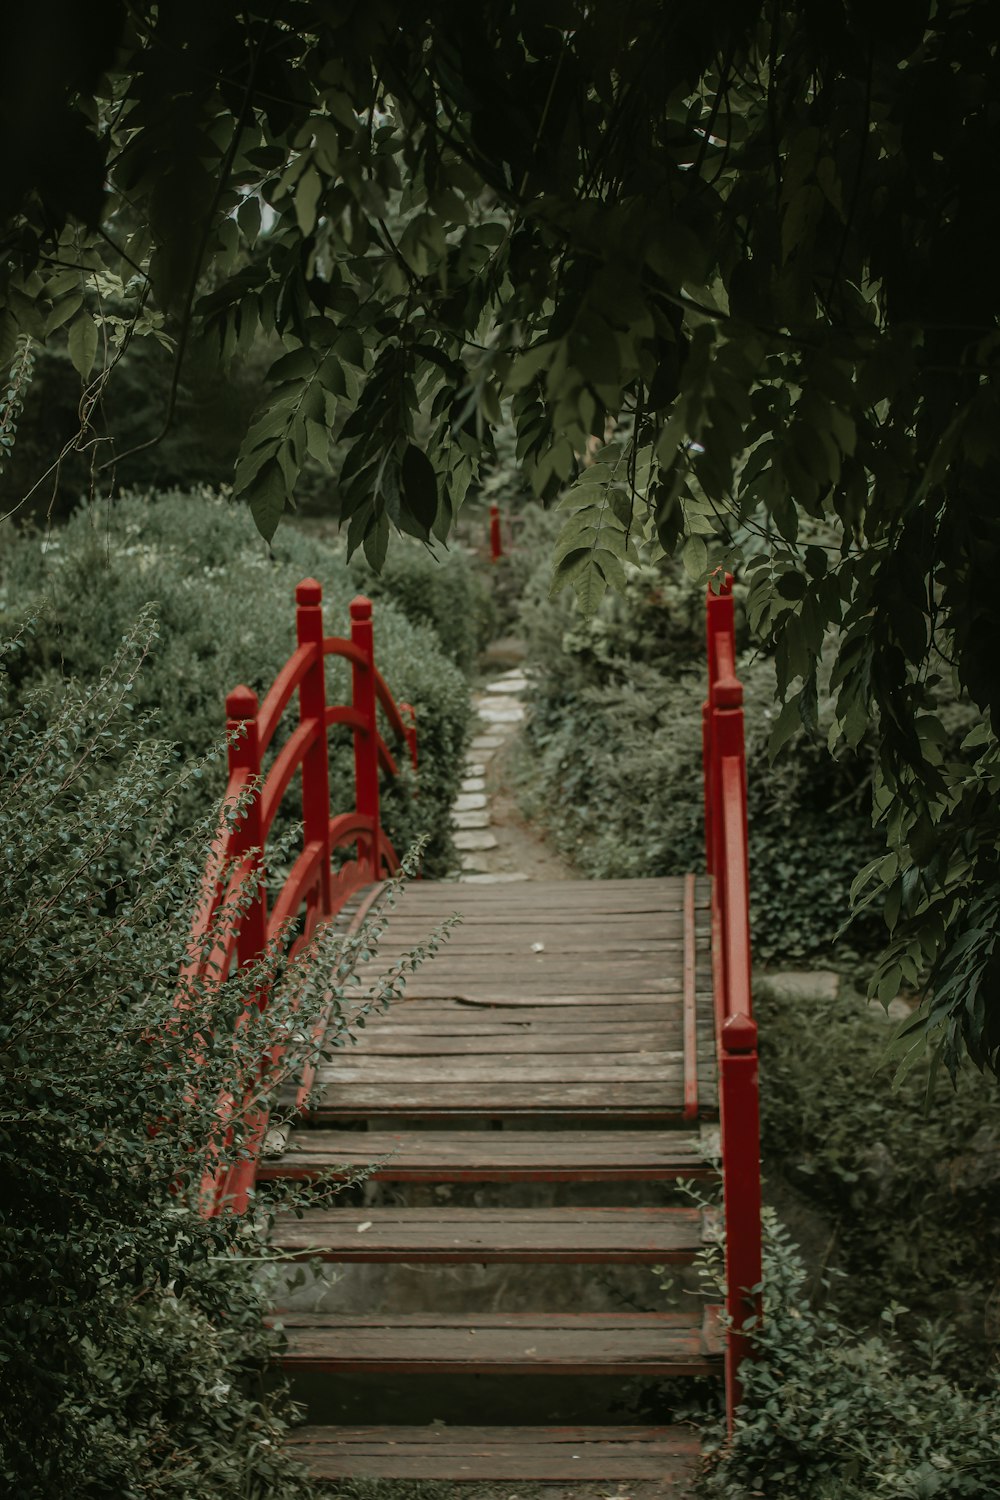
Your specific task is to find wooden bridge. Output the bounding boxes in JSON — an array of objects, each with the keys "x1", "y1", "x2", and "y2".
[{"x1": 190, "y1": 577, "x2": 761, "y2": 1492}]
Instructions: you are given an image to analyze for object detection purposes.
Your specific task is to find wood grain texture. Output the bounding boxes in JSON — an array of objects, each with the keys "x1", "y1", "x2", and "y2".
[
  {"x1": 270, "y1": 1204, "x2": 706, "y2": 1262},
  {"x1": 287, "y1": 1424, "x2": 702, "y2": 1482},
  {"x1": 259, "y1": 1127, "x2": 716, "y2": 1182},
  {"x1": 274, "y1": 1310, "x2": 722, "y2": 1375}
]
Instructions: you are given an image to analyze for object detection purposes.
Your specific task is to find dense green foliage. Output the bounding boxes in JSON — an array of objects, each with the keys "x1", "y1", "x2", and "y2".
[
  {"x1": 0, "y1": 619, "x2": 322, "y2": 1497},
  {"x1": 0, "y1": 492, "x2": 471, "y2": 877},
  {"x1": 515, "y1": 526, "x2": 882, "y2": 963},
  {"x1": 698, "y1": 1214, "x2": 1000, "y2": 1500},
  {"x1": 756, "y1": 979, "x2": 1000, "y2": 1360},
  {"x1": 349, "y1": 537, "x2": 496, "y2": 675},
  {"x1": 4, "y1": 2, "x2": 998, "y2": 1070}
]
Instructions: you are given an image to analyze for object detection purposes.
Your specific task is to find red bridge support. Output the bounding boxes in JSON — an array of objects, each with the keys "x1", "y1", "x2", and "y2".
[{"x1": 186, "y1": 579, "x2": 418, "y2": 1217}]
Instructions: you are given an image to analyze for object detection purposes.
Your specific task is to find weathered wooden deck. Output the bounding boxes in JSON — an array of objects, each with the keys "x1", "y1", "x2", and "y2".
[{"x1": 264, "y1": 874, "x2": 723, "y2": 1492}]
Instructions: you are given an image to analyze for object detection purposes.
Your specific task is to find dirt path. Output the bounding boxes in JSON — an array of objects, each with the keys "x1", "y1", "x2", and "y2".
[{"x1": 448, "y1": 656, "x2": 577, "y2": 886}]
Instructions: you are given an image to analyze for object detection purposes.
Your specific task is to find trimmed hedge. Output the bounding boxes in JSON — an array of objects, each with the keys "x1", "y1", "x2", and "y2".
[{"x1": 0, "y1": 490, "x2": 471, "y2": 878}]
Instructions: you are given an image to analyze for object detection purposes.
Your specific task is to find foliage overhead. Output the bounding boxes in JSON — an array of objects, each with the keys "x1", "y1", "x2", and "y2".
[{"x1": 3, "y1": 2, "x2": 1000, "y2": 1073}]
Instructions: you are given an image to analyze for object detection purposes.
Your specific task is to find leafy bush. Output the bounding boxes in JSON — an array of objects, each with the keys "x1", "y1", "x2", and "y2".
[
  {"x1": 755, "y1": 979, "x2": 1000, "y2": 1357},
  {"x1": 0, "y1": 613, "x2": 450, "y2": 1496},
  {"x1": 0, "y1": 617, "x2": 320, "y2": 1497},
  {"x1": 515, "y1": 553, "x2": 883, "y2": 963},
  {"x1": 349, "y1": 536, "x2": 496, "y2": 675},
  {"x1": 0, "y1": 491, "x2": 471, "y2": 877},
  {"x1": 698, "y1": 1213, "x2": 1000, "y2": 1499}
]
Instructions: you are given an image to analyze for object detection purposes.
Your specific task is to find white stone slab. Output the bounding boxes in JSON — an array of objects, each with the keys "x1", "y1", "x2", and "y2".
[
  {"x1": 453, "y1": 829, "x2": 499, "y2": 852},
  {"x1": 486, "y1": 677, "x2": 528, "y2": 694},
  {"x1": 463, "y1": 763, "x2": 486, "y2": 779},
  {"x1": 470, "y1": 735, "x2": 504, "y2": 751},
  {"x1": 454, "y1": 792, "x2": 488, "y2": 811},
  {"x1": 452, "y1": 809, "x2": 491, "y2": 829},
  {"x1": 478, "y1": 700, "x2": 525, "y2": 724},
  {"x1": 461, "y1": 777, "x2": 486, "y2": 793}
]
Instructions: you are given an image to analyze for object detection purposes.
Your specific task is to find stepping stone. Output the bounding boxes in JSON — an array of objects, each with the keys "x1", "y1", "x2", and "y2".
[
  {"x1": 486, "y1": 677, "x2": 528, "y2": 695},
  {"x1": 454, "y1": 792, "x2": 487, "y2": 811},
  {"x1": 459, "y1": 872, "x2": 529, "y2": 884},
  {"x1": 471, "y1": 736, "x2": 503, "y2": 752},
  {"x1": 459, "y1": 852, "x2": 489, "y2": 873},
  {"x1": 453, "y1": 810, "x2": 491, "y2": 830},
  {"x1": 478, "y1": 701, "x2": 524, "y2": 724},
  {"x1": 453, "y1": 830, "x2": 499, "y2": 852},
  {"x1": 461, "y1": 777, "x2": 486, "y2": 793},
  {"x1": 463, "y1": 763, "x2": 486, "y2": 778}
]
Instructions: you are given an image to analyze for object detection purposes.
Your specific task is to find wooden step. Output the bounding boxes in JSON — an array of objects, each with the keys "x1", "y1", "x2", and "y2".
[
  {"x1": 287, "y1": 1423, "x2": 702, "y2": 1483},
  {"x1": 259, "y1": 1127, "x2": 717, "y2": 1182},
  {"x1": 270, "y1": 1205, "x2": 709, "y2": 1263},
  {"x1": 275, "y1": 1309, "x2": 723, "y2": 1376}
]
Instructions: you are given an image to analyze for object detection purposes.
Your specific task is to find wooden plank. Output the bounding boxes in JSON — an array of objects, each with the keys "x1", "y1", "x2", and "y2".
[
  {"x1": 322, "y1": 1027, "x2": 680, "y2": 1055},
  {"x1": 317, "y1": 1055, "x2": 686, "y2": 1083},
  {"x1": 309, "y1": 1081, "x2": 694, "y2": 1114},
  {"x1": 259, "y1": 1128, "x2": 716, "y2": 1182},
  {"x1": 274, "y1": 1310, "x2": 721, "y2": 1376},
  {"x1": 270, "y1": 1205, "x2": 706, "y2": 1263},
  {"x1": 288, "y1": 1424, "x2": 701, "y2": 1482}
]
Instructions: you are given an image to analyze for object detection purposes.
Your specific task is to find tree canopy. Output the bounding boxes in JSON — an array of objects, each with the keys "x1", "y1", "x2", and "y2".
[{"x1": 3, "y1": 1, "x2": 1000, "y2": 1078}]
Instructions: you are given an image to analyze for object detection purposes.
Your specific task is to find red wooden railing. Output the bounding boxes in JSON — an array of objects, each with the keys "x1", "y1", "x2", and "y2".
[
  {"x1": 702, "y1": 572, "x2": 762, "y2": 1428},
  {"x1": 186, "y1": 579, "x2": 417, "y2": 1216}
]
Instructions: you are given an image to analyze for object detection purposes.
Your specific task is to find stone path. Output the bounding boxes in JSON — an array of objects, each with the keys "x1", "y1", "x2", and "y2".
[{"x1": 451, "y1": 667, "x2": 531, "y2": 884}]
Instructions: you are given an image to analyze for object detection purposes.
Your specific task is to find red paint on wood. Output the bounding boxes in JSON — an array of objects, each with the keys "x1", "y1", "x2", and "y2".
[
  {"x1": 489, "y1": 503, "x2": 503, "y2": 561},
  {"x1": 703, "y1": 571, "x2": 763, "y2": 1429},
  {"x1": 682, "y1": 871, "x2": 699, "y2": 1122},
  {"x1": 188, "y1": 581, "x2": 418, "y2": 1218}
]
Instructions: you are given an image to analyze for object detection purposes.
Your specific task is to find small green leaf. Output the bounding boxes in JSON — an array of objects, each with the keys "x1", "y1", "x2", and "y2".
[
  {"x1": 400, "y1": 443, "x2": 438, "y2": 537},
  {"x1": 295, "y1": 166, "x2": 323, "y2": 236},
  {"x1": 682, "y1": 534, "x2": 708, "y2": 579},
  {"x1": 68, "y1": 312, "x2": 98, "y2": 379}
]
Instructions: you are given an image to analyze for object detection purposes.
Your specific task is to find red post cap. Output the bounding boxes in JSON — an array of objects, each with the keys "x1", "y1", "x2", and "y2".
[
  {"x1": 225, "y1": 685, "x2": 259, "y2": 720},
  {"x1": 350, "y1": 595, "x2": 372, "y2": 621},
  {"x1": 296, "y1": 578, "x2": 322, "y2": 606},
  {"x1": 714, "y1": 677, "x2": 744, "y2": 709},
  {"x1": 722, "y1": 1012, "x2": 758, "y2": 1054}
]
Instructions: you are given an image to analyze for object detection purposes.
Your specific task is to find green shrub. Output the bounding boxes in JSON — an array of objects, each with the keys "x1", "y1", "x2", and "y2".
[
  {"x1": 349, "y1": 537, "x2": 496, "y2": 675},
  {"x1": 0, "y1": 490, "x2": 471, "y2": 877},
  {"x1": 755, "y1": 980, "x2": 1000, "y2": 1355},
  {"x1": 698, "y1": 1214, "x2": 1000, "y2": 1499},
  {"x1": 0, "y1": 617, "x2": 320, "y2": 1497},
  {"x1": 0, "y1": 614, "x2": 449, "y2": 1496},
  {"x1": 516, "y1": 557, "x2": 882, "y2": 963}
]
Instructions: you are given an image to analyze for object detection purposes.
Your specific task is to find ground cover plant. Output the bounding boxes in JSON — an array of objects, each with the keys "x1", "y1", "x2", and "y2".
[
  {"x1": 696, "y1": 1213, "x2": 1000, "y2": 1500},
  {"x1": 513, "y1": 521, "x2": 883, "y2": 965},
  {"x1": 0, "y1": 604, "x2": 452, "y2": 1496},
  {"x1": 755, "y1": 979, "x2": 1000, "y2": 1369},
  {"x1": 0, "y1": 490, "x2": 471, "y2": 878}
]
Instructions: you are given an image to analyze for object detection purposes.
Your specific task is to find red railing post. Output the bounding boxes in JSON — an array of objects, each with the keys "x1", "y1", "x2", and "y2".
[
  {"x1": 296, "y1": 578, "x2": 333, "y2": 917},
  {"x1": 350, "y1": 595, "x2": 381, "y2": 879},
  {"x1": 225, "y1": 685, "x2": 267, "y2": 988},
  {"x1": 721, "y1": 1012, "x2": 762, "y2": 1425},
  {"x1": 489, "y1": 503, "x2": 503, "y2": 562},
  {"x1": 701, "y1": 571, "x2": 763, "y2": 1431}
]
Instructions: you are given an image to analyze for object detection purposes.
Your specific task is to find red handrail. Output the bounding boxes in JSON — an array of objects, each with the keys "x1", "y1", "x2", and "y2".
[
  {"x1": 187, "y1": 579, "x2": 418, "y2": 1216},
  {"x1": 702, "y1": 572, "x2": 762, "y2": 1430}
]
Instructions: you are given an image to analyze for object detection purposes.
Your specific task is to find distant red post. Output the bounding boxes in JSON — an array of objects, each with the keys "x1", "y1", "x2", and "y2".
[
  {"x1": 489, "y1": 503, "x2": 503, "y2": 562},
  {"x1": 225, "y1": 685, "x2": 267, "y2": 993},
  {"x1": 350, "y1": 595, "x2": 381, "y2": 878},
  {"x1": 296, "y1": 578, "x2": 332, "y2": 916}
]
